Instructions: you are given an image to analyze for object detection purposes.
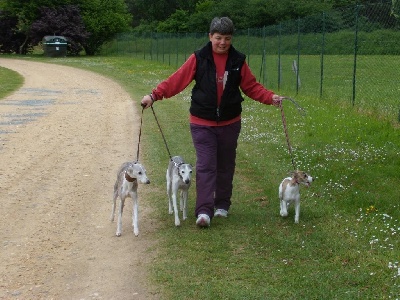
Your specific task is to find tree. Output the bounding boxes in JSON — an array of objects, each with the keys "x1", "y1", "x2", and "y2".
[
  {"x1": 126, "y1": 0, "x2": 182, "y2": 27},
  {"x1": 1, "y1": 0, "x2": 131, "y2": 55},
  {"x1": 79, "y1": 0, "x2": 131, "y2": 55},
  {"x1": 30, "y1": 5, "x2": 89, "y2": 55},
  {"x1": 0, "y1": 11, "x2": 32, "y2": 54},
  {"x1": 158, "y1": 0, "x2": 336, "y2": 33},
  {"x1": 0, "y1": 0, "x2": 70, "y2": 53},
  {"x1": 157, "y1": 9, "x2": 189, "y2": 32},
  {"x1": 186, "y1": 0, "x2": 216, "y2": 32},
  {"x1": 391, "y1": 0, "x2": 399, "y2": 18}
]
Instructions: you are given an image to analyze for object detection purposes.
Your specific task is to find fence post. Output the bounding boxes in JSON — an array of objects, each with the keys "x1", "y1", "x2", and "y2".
[
  {"x1": 168, "y1": 33, "x2": 171, "y2": 66},
  {"x1": 260, "y1": 26, "x2": 267, "y2": 85},
  {"x1": 150, "y1": 32, "x2": 153, "y2": 61},
  {"x1": 176, "y1": 33, "x2": 179, "y2": 68},
  {"x1": 116, "y1": 35, "x2": 119, "y2": 55},
  {"x1": 184, "y1": 33, "x2": 188, "y2": 61},
  {"x1": 278, "y1": 23, "x2": 282, "y2": 91},
  {"x1": 247, "y1": 28, "x2": 251, "y2": 66},
  {"x1": 162, "y1": 33, "x2": 165, "y2": 63},
  {"x1": 156, "y1": 32, "x2": 159, "y2": 61},
  {"x1": 129, "y1": 33, "x2": 133, "y2": 57},
  {"x1": 352, "y1": 5, "x2": 360, "y2": 106},
  {"x1": 320, "y1": 11, "x2": 326, "y2": 99},
  {"x1": 296, "y1": 17, "x2": 301, "y2": 95}
]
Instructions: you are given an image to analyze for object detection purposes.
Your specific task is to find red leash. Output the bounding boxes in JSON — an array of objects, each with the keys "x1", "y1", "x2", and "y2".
[
  {"x1": 278, "y1": 97, "x2": 306, "y2": 171},
  {"x1": 135, "y1": 106, "x2": 145, "y2": 162}
]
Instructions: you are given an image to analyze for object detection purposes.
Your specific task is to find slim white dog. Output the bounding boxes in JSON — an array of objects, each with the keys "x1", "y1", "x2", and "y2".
[
  {"x1": 110, "y1": 161, "x2": 150, "y2": 236},
  {"x1": 279, "y1": 170, "x2": 313, "y2": 223},
  {"x1": 166, "y1": 156, "x2": 193, "y2": 226}
]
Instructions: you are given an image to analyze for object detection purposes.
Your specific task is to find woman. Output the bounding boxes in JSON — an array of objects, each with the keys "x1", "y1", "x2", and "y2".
[{"x1": 141, "y1": 17, "x2": 283, "y2": 227}]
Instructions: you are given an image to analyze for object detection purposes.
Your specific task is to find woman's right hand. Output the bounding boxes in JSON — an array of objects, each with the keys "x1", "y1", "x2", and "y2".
[{"x1": 141, "y1": 94, "x2": 154, "y2": 109}]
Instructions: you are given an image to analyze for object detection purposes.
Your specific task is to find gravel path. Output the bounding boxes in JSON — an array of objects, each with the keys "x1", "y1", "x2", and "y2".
[{"x1": 0, "y1": 59, "x2": 160, "y2": 300}]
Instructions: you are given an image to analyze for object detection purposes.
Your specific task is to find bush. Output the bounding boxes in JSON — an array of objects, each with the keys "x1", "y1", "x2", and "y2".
[
  {"x1": 0, "y1": 12, "x2": 32, "y2": 54},
  {"x1": 30, "y1": 5, "x2": 89, "y2": 56}
]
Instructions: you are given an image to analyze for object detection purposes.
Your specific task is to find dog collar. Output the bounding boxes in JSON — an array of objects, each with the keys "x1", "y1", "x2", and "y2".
[
  {"x1": 172, "y1": 160, "x2": 184, "y2": 180},
  {"x1": 177, "y1": 163, "x2": 184, "y2": 180},
  {"x1": 125, "y1": 172, "x2": 136, "y2": 182}
]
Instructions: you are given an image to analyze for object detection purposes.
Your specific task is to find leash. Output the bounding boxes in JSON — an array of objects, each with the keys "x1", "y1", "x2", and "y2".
[
  {"x1": 149, "y1": 105, "x2": 173, "y2": 160},
  {"x1": 135, "y1": 106, "x2": 145, "y2": 162},
  {"x1": 278, "y1": 96, "x2": 306, "y2": 170},
  {"x1": 149, "y1": 105, "x2": 188, "y2": 178},
  {"x1": 282, "y1": 96, "x2": 306, "y2": 116}
]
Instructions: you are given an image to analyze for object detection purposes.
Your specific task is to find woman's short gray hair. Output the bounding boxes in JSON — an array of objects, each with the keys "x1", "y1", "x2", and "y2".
[{"x1": 209, "y1": 17, "x2": 234, "y2": 35}]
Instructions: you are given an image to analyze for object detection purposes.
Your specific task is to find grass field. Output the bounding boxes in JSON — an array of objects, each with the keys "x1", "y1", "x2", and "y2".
[
  {"x1": 2, "y1": 55, "x2": 399, "y2": 299},
  {"x1": 0, "y1": 66, "x2": 24, "y2": 99}
]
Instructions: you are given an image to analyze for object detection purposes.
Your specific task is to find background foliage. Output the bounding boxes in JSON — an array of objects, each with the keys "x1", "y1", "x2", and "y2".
[
  {"x1": 0, "y1": 0, "x2": 131, "y2": 55},
  {"x1": 0, "y1": 0, "x2": 398, "y2": 55},
  {"x1": 126, "y1": 0, "x2": 398, "y2": 32},
  {"x1": 30, "y1": 5, "x2": 89, "y2": 55}
]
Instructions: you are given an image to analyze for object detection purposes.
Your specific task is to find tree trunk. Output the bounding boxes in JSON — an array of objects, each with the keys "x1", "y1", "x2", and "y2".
[{"x1": 19, "y1": 35, "x2": 29, "y2": 54}]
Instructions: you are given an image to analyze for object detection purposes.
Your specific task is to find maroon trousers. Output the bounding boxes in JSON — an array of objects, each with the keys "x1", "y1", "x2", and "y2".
[{"x1": 190, "y1": 121, "x2": 241, "y2": 218}]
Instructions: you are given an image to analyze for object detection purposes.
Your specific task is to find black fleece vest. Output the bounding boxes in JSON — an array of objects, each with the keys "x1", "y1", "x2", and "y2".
[{"x1": 190, "y1": 42, "x2": 246, "y2": 122}]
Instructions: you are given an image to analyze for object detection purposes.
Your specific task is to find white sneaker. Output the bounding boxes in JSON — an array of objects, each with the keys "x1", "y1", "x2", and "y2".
[
  {"x1": 214, "y1": 209, "x2": 228, "y2": 218},
  {"x1": 196, "y1": 214, "x2": 210, "y2": 227}
]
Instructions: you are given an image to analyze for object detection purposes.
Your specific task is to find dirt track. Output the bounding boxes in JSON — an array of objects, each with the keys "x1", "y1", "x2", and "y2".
[{"x1": 0, "y1": 59, "x2": 160, "y2": 300}]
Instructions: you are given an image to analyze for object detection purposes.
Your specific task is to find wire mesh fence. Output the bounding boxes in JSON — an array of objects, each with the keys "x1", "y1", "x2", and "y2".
[{"x1": 102, "y1": 2, "x2": 400, "y2": 122}]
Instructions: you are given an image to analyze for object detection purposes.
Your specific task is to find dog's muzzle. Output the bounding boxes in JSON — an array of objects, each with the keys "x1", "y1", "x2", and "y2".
[{"x1": 305, "y1": 176, "x2": 313, "y2": 187}]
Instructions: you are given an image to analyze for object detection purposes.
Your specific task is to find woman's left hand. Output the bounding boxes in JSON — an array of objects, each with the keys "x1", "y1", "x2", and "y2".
[{"x1": 272, "y1": 94, "x2": 284, "y2": 107}]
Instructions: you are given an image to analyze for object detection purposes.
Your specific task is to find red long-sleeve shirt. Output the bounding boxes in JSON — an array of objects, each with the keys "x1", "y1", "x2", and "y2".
[{"x1": 151, "y1": 53, "x2": 275, "y2": 126}]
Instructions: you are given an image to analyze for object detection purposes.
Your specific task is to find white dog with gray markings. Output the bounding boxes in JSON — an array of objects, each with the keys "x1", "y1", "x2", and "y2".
[
  {"x1": 110, "y1": 161, "x2": 150, "y2": 236},
  {"x1": 166, "y1": 156, "x2": 193, "y2": 226},
  {"x1": 279, "y1": 170, "x2": 313, "y2": 223}
]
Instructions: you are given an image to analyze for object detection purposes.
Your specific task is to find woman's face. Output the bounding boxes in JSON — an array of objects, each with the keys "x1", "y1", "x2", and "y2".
[{"x1": 209, "y1": 33, "x2": 232, "y2": 54}]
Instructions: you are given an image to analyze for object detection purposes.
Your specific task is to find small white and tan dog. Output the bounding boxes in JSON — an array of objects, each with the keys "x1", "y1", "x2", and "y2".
[
  {"x1": 166, "y1": 156, "x2": 193, "y2": 226},
  {"x1": 110, "y1": 161, "x2": 150, "y2": 237},
  {"x1": 279, "y1": 170, "x2": 313, "y2": 223}
]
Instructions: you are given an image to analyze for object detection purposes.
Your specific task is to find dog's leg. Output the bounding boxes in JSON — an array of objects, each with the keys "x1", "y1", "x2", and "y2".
[
  {"x1": 279, "y1": 183, "x2": 287, "y2": 217},
  {"x1": 181, "y1": 190, "x2": 188, "y2": 221},
  {"x1": 131, "y1": 190, "x2": 139, "y2": 236},
  {"x1": 116, "y1": 197, "x2": 125, "y2": 236},
  {"x1": 294, "y1": 197, "x2": 300, "y2": 224},
  {"x1": 167, "y1": 171, "x2": 174, "y2": 215},
  {"x1": 280, "y1": 199, "x2": 288, "y2": 217},
  {"x1": 171, "y1": 182, "x2": 180, "y2": 227},
  {"x1": 180, "y1": 190, "x2": 184, "y2": 212},
  {"x1": 110, "y1": 190, "x2": 118, "y2": 222}
]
